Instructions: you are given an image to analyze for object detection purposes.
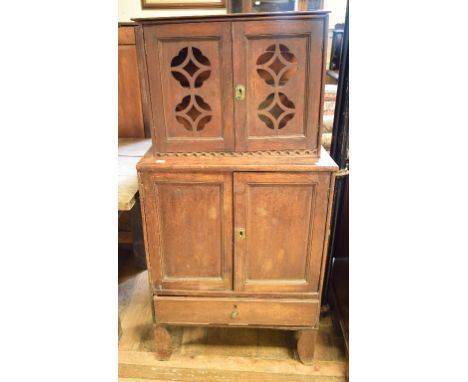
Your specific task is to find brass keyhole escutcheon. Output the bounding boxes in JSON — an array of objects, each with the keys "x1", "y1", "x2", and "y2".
[
  {"x1": 231, "y1": 305, "x2": 239, "y2": 319},
  {"x1": 236, "y1": 228, "x2": 246, "y2": 239},
  {"x1": 235, "y1": 84, "x2": 246, "y2": 101}
]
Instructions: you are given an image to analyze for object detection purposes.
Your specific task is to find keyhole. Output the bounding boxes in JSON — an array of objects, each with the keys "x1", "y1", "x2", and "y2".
[{"x1": 235, "y1": 85, "x2": 245, "y2": 101}]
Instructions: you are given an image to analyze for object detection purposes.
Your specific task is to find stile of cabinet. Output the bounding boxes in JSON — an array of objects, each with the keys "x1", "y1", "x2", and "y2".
[{"x1": 139, "y1": 12, "x2": 328, "y2": 154}]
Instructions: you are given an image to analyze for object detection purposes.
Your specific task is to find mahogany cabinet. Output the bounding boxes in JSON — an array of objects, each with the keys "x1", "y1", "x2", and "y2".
[
  {"x1": 137, "y1": 149, "x2": 338, "y2": 363},
  {"x1": 134, "y1": 12, "x2": 329, "y2": 155}
]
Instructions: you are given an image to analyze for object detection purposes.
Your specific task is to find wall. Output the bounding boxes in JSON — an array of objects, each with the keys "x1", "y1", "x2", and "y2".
[
  {"x1": 118, "y1": 0, "x2": 226, "y2": 22},
  {"x1": 323, "y1": 0, "x2": 346, "y2": 29}
]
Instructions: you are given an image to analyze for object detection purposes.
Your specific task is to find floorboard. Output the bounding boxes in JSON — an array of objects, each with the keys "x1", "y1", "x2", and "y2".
[{"x1": 118, "y1": 269, "x2": 346, "y2": 382}]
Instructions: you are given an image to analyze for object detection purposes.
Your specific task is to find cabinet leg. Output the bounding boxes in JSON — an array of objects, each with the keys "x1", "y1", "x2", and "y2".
[
  {"x1": 296, "y1": 329, "x2": 318, "y2": 365},
  {"x1": 153, "y1": 325, "x2": 172, "y2": 361}
]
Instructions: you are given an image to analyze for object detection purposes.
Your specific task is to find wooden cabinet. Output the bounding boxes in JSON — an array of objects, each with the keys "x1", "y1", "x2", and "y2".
[
  {"x1": 138, "y1": 149, "x2": 337, "y2": 363},
  {"x1": 134, "y1": 11, "x2": 336, "y2": 365},
  {"x1": 135, "y1": 12, "x2": 329, "y2": 154}
]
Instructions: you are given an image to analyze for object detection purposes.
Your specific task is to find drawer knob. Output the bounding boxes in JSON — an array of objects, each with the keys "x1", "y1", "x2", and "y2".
[{"x1": 231, "y1": 310, "x2": 239, "y2": 319}]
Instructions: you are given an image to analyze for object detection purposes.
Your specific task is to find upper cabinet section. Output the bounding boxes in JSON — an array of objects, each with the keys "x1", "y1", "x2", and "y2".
[{"x1": 136, "y1": 12, "x2": 329, "y2": 155}]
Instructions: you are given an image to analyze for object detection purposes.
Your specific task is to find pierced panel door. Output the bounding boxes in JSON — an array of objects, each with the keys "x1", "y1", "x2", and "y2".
[
  {"x1": 232, "y1": 18, "x2": 328, "y2": 153},
  {"x1": 141, "y1": 172, "x2": 233, "y2": 291},
  {"x1": 144, "y1": 23, "x2": 234, "y2": 152},
  {"x1": 233, "y1": 172, "x2": 331, "y2": 294}
]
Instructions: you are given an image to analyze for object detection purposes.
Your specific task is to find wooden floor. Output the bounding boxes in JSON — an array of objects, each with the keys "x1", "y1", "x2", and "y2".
[{"x1": 118, "y1": 261, "x2": 347, "y2": 382}]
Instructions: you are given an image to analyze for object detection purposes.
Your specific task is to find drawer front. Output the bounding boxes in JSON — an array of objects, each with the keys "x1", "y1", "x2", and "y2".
[{"x1": 154, "y1": 296, "x2": 319, "y2": 327}]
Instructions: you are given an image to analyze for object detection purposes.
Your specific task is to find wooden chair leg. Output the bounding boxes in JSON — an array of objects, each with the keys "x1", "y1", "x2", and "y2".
[
  {"x1": 153, "y1": 325, "x2": 172, "y2": 361},
  {"x1": 296, "y1": 329, "x2": 318, "y2": 365}
]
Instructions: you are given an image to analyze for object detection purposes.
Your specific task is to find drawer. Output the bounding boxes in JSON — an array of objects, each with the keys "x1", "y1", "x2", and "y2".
[{"x1": 154, "y1": 296, "x2": 319, "y2": 327}]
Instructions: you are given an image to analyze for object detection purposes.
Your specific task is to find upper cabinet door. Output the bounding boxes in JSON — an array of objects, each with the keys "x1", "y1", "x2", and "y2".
[
  {"x1": 144, "y1": 23, "x2": 234, "y2": 152},
  {"x1": 232, "y1": 18, "x2": 327, "y2": 154},
  {"x1": 141, "y1": 172, "x2": 233, "y2": 291},
  {"x1": 233, "y1": 172, "x2": 331, "y2": 294}
]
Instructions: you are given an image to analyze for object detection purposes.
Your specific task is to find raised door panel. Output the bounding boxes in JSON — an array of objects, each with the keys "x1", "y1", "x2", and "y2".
[
  {"x1": 141, "y1": 172, "x2": 233, "y2": 291},
  {"x1": 144, "y1": 23, "x2": 234, "y2": 152},
  {"x1": 232, "y1": 18, "x2": 327, "y2": 153},
  {"x1": 233, "y1": 172, "x2": 331, "y2": 293}
]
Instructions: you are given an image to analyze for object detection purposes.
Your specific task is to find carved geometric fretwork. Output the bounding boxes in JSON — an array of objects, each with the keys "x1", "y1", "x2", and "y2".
[
  {"x1": 256, "y1": 44, "x2": 297, "y2": 87},
  {"x1": 256, "y1": 44, "x2": 297, "y2": 130},
  {"x1": 171, "y1": 47, "x2": 212, "y2": 89},
  {"x1": 258, "y1": 92, "x2": 295, "y2": 130},
  {"x1": 171, "y1": 47, "x2": 213, "y2": 133},
  {"x1": 175, "y1": 95, "x2": 212, "y2": 132}
]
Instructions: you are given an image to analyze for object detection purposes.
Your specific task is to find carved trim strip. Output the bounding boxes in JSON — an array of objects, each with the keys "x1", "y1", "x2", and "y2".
[{"x1": 155, "y1": 149, "x2": 318, "y2": 157}]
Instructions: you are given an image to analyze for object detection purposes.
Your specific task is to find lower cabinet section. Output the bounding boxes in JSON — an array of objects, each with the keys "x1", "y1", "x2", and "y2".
[
  {"x1": 138, "y1": 151, "x2": 338, "y2": 364},
  {"x1": 154, "y1": 296, "x2": 319, "y2": 327}
]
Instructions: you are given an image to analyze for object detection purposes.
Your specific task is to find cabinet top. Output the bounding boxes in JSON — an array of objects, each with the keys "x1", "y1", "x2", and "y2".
[
  {"x1": 132, "y1": 11, "x2": 330, "y2": 25},
  {"x1": 137, "y1": 147, "x2": 338, "y2": 173}
]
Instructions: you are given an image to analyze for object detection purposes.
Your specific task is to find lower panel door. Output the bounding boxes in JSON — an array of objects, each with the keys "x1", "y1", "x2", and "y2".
[
  {"x1": 233, "y1": 172, "x2": 331, "y2": 294},
  {"x1": 141, "y1": 172, "x2": 233, "y2": 291}
]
